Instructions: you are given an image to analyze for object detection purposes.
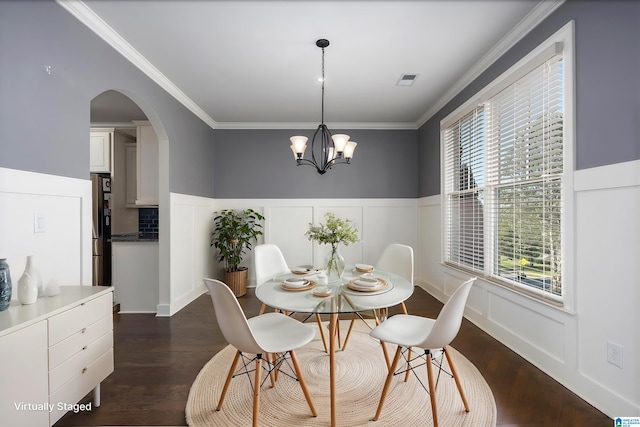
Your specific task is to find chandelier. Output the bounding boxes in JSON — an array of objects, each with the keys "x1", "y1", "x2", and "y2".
[{"x1": 290, "y1": 39, "x2": 357, "y2": 175}]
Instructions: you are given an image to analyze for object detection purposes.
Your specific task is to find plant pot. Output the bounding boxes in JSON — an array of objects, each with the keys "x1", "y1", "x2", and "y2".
[{"x1": 224, "y1": 268, "x2": 248, "y2": 297}]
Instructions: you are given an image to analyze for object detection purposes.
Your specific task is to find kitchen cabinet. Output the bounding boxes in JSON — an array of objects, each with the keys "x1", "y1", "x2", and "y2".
[
  {"x1": 90, "y1": 129, "x2": 114, "y2": 173},
  {"x1": 133, "y1": 121, "x2": 159, "y2": 206},
  {"x1": 0, "y1": 286, "x2": 114, "y2": 427},
  {"x1": 112, "y1": 240, "x2": 159, "y2": 313},
  {"x1": 125, "y1": 142, "x2": 137, "y2": 207}
]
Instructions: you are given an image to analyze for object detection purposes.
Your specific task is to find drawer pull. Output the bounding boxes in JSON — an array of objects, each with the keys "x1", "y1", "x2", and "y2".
[
  {"x1": 81, "y1": 328, "x2": 87, "y2": 333},
  {"x1": 82, "y1": 345, "x2": 88, "y2": 350},
  {"x1": 82, "y1": 367, "x2": 87, "y2": 374}
]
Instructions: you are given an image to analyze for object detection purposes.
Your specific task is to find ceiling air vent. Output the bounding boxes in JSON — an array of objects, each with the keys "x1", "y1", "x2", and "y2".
[{"x1": 397, "y1": 73, "x2": 418, "y2": 86}]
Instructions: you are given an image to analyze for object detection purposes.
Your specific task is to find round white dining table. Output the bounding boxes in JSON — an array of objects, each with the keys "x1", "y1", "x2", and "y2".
[{"x1": 255, "y1": 266, "x2": 414, "y2": 427}]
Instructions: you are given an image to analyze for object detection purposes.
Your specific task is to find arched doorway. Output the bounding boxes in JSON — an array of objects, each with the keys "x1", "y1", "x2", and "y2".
[{"x1": 90, "y1": 90, "x2": 167, "y2": 315}]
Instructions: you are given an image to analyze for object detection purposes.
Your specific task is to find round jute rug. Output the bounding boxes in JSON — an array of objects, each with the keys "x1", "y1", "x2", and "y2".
[{"x1": 186, "y1": 320, "x2": 496, "y2": 426}]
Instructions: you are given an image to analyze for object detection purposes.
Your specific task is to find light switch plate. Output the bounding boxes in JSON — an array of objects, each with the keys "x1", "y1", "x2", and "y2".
[{"x1": 34, "y1": 212, "x2": 47, "y2": 233}]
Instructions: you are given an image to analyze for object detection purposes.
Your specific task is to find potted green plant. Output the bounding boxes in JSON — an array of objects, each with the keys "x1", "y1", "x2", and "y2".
[{"x1": 211, "y1": 208, "x2": 264, "y2": 296}]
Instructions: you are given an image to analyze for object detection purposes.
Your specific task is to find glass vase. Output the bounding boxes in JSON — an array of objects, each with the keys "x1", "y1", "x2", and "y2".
[{"x1": 325, "y1": 244, "x2": 345, "y2": 283}]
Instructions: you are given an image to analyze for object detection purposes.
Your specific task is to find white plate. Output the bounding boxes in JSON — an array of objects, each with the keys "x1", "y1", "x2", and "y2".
[
  {"x1": 283, "y1": 278, "x2": 309, "y2": 288},
  {"x1": 342, "y1": 281, "x2": 394, "y2": 296},
  {"x1": 354, "y1": 277, "x2": 379, "y2": 287},
  {"x1": 355, "y1": 263, "x2": 374, "y2": 272}
]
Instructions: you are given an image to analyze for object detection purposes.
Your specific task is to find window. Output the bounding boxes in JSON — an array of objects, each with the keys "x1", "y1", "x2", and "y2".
[{"x1": 442, "y1": 27, "x2": 572, "y2": 304}]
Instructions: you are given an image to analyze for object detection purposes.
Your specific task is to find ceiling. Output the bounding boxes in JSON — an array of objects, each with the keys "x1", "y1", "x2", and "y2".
[{"x1": 75, "y1": 0, "x2": 556, "y2": 129}]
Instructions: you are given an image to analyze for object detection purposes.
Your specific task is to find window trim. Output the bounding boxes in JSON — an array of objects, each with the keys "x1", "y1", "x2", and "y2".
[{"x1": 440, "y1": 21, "x2": 575, "y2": 311}]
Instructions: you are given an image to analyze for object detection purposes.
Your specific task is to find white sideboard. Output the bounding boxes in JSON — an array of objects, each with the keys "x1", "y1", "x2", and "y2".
[{"x1": 0, "y1": 286, "x2": 114, "y2": 427}]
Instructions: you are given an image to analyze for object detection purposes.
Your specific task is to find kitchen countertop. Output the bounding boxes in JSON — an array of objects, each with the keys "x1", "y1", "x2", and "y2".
[{"x1": 110, "y1": 233, "x2": 159, "y2": 242}]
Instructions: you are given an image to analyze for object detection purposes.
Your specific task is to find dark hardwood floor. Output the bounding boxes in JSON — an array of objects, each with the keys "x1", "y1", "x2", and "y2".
[{"x1": 55, "y1": 286, "x2": 611, "y2": 426}]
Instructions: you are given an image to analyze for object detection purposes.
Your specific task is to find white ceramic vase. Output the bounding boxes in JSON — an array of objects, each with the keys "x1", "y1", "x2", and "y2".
[
  {"x1": 25, "y1": 255, "x2": 45, "y2": 297},
  {"x1": 18, "y1": 272, "x2": 38, "y2": 305}
]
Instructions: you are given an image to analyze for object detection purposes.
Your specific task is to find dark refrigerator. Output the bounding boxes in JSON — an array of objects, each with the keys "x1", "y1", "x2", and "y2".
[{"x1": 91, "y1": 173, "x2": 112, "y2": 286}]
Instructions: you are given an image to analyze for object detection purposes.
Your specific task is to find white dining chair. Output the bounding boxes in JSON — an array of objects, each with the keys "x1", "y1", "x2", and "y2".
[
  {"x1": 203, "y1": 278, "x2": 317, "y2": 427},
  {"x1": 342, "y1": 243, "x2": 414, "y2": 353},
  {"x1": 254, "y1": 243, "x2": 291, "y2": 315},
  {"x1": 370, "y1": 277, "x2": 476, "y2": 427},
  {"x1": 254, "y1": 243, "x2": 329, "y2": 352}
]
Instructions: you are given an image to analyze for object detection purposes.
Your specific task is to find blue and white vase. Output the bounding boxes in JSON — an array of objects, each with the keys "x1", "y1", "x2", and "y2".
[{"x1": 0, "y1": 258, "x2": 12, "y2": 312}]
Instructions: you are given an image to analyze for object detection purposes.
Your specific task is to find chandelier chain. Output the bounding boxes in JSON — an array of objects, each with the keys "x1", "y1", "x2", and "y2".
[{"x1": 321, "y1": 45, "x2": 326, "y2": 125}]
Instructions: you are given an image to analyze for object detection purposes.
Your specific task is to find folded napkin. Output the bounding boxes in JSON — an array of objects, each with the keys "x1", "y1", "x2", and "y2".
[
  {"x1": 355, "y1": 263, "x2": 374, "y2": 271},
  {"x1": 283, "y1": 278, "x2": 308, "y2": 288}
]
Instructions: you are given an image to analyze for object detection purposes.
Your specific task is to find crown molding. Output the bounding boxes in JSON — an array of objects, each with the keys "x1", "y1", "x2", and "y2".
[
  {"x1": 90, "y1": 122, "x2": 136, "y2": 128},
  {"x1": 416, "y1": 0, "x2": 565, "y2": 128},
  {"x1": 56, "y1": 0, "x2": 218, "y2": 130},
  {"x1": 214, "y1": 121, "x2": 418, "y2": 130}
]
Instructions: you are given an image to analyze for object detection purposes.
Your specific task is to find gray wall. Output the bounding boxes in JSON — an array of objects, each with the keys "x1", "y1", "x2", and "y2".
[
  {"x1": 418, "y1": 0, "x2": 640, "y2": 197},
  {"x1": 0, "y1": 0, "x2": 215, "y2": 198},
  {"x1": 213, "y1": 129, "x2": 418, "y2": 198}
]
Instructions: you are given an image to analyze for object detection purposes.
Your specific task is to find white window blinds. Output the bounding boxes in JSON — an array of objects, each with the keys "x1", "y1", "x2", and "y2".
[{"x1": 443, "y1": 48, "x2": 564, "y2": 300}]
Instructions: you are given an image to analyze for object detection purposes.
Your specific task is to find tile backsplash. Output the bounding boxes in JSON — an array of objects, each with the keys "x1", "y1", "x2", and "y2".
[{"x1": 138, "y1": 208, "x2": 159, "y2": 235}]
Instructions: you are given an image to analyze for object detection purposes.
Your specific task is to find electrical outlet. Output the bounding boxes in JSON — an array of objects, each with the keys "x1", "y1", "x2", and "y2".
[{"x1": 607, "y1": 341, "x2": 623, "y2": 368}]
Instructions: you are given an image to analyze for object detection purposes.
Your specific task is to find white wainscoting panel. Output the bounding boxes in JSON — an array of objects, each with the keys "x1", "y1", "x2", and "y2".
[
  {"x1": 417, "y1": 195, "x2": 444, "y2": 290},
  {"x1": 574, "y1": 161, "x2": 640, "y2": 416},
  {"x1": 264, "y1": 206, "x2": 314, "y2": 269},
  {"x1": 0, "y1": 168, "x2": 92, "y2": 294},
  {"x1": 487, "y1": 289, "x2": 565, "y2": 362},
  {"x1": 167, "y1": 193, "x2": 216, "y2": 316}
]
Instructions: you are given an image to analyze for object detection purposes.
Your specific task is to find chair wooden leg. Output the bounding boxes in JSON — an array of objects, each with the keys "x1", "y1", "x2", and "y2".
[
  {"x1": 289, "y1": 350, "x2": 317, "y2": 417},
  {"x1": 266, "y1": 353, "x2": 276, "y2": 387},
  {"x1": 404, "y1": 347, "x2": 412, "y2": 382},
  {"x1": 259, "y1": 302, "x2": 266, "y2": 315},
  {"x1": 400, "y1": 301, "x2": 408, "y2": 315},
  {"x1": 426, "y1": 351, "x2": 439, "y2": 427},
  {"x1": 315, "y1": 314, "x2": 328, "y2": 353},
  {"x1": 341, "y1": 315, "x2": 357, "y2": 351},
  {"x1": 252, "y1": 355, "x2": 262, "y2": 427},
  {"x1": 373, "y1": 346, "x2": 403, "y2": 421},
  {"x1": 373, "y1": 315, "x2": 391, "y2": 369},
  {"x1": 217, "y1": 350, "x2": 241, "y2": 410},
  {"x1": 444, "y1": 346, "x2": 470, "y2": 412}
]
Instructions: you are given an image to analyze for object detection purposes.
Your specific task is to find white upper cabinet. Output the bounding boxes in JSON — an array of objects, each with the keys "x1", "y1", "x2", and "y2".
[
  {"x1": 89, "y1": 129, "x2": 114, "y2": 173},
  {"x1": 133, "y1": 121, "x2": 159, "y2": 206},
  {"x1": 125, "y1": 142, "x2": 137, "y2": 207}
]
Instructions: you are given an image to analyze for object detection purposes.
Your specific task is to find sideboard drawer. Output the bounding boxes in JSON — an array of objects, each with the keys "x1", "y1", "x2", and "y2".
[
  {"x1": 49, "y1": 348, "x2": 114, "y2": 426},
  {"x1": 48, "y1": 292, "x2": 112, "y2": 346},
  {"x1": 49, "y1": 331, "x2": 113, "y2": 394},
  {"x1": 49, "y1": 314, "x2": 112, "y2": 370}
]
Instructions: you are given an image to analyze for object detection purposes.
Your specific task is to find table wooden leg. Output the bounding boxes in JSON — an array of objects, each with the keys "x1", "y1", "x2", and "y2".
[{"x1": 329, "y1": 313, "x2": 337, "y2": 427}]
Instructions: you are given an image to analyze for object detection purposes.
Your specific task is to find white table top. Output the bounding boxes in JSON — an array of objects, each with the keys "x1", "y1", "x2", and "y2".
[{"x1": 255, "y1": 267, "x2": 413, "y2": 314}]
